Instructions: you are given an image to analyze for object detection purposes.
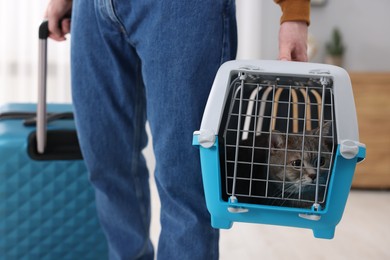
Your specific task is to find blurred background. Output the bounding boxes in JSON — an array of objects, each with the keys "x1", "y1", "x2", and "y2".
[
  {"x1": 239, "y1": 0, "x2": 390, "y2": 71},
  {"x1": 1, "y1": 0, "x2": 389, "y2": 259},
  {"x1": 0, "y1": 0, "x2": 71, "y2": 104}
]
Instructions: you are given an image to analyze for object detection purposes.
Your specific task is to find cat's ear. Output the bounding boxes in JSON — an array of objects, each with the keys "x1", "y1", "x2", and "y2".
[
  {"x1": 270, "y1": 131, "x2": 285, "y2": 150},
  {"x1": 321, "y1": 121, "x2": 332, "y2": 137},
  {"x1": 322, "y1": 121, "x2": 333, "y2": 149},
  {"x1": 311, "y1": 121, "x2": 333, "y2": 150},
  {"x1": 311, "y1": 121, "x2": 332, "y2": 137}
]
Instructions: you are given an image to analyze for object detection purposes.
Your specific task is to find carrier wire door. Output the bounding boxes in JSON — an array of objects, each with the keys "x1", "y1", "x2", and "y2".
[
  {"x1": 193, "y1": 60, "x2": 366, "y2": 239},
  {"x1": 222, "y1": 75, "x2": 335, "y2": 210}
]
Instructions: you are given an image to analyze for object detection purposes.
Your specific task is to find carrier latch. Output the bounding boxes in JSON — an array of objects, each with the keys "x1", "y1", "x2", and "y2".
[{"x1": 340, "y1": 140, "x2": 362, "y2": 159}]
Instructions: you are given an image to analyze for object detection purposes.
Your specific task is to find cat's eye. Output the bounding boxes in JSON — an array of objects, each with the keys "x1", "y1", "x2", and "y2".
[
  {"x1": 314, "y1": 157, "x2": 327, "y2": 167},
  {"x1": 291, "y1": 159, "x2": 302, "y2": 169}
]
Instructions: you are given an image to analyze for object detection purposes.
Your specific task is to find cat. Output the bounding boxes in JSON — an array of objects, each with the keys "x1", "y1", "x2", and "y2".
[
  {"x1": 266, "y1": 121, "x2": 333, "y2": 208},
  {"x1": 234, "y1": 121, "x2": 333, "y2": 208}
]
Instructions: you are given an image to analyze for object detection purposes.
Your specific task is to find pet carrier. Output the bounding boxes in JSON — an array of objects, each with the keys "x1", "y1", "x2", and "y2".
[{"x1": 193, "y1": 60, "x2": 366, "y2": 239}]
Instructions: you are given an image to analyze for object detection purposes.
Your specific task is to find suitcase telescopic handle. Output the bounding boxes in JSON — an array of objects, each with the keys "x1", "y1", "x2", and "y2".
[{"x1": 37, "y1": 21, "x2": 50, "y2": 154}]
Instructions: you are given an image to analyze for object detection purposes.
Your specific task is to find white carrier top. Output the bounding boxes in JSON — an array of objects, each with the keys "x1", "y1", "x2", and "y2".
[{"x1": 199, "y1": 60, "x2": 362, "y2": 148}]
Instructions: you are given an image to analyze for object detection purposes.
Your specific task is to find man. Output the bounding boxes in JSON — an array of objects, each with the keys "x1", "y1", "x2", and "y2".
[{"x1": 45, "y1": 0, "x2": 310, "y2": 259}]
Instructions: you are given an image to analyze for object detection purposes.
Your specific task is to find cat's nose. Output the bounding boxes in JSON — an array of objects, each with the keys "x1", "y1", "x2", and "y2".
[{"x1": 308, "y1": 173, "x2": 317, "y2": 181}]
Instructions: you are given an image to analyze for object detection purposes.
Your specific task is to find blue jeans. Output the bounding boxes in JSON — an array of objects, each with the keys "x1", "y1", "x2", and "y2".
[{"x1": 70, "y1": 0, "x2": 237, "y2": 259}]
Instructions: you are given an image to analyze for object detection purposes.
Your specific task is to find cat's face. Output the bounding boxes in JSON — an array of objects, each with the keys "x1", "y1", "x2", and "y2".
[{"x1": 268, "y1": 122, "x2": 333, "y2": 195}]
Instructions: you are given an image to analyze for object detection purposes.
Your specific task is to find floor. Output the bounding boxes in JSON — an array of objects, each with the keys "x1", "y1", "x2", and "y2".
[
  {"x1": 218, "y1": 190, "x2": 390, "y2": 260},
  {"x1": 143, "y1": 127, "x2": 390, "y2": 260},
  {"x1": 149, "y1": 177, "x2": 390, "y2": 260}
]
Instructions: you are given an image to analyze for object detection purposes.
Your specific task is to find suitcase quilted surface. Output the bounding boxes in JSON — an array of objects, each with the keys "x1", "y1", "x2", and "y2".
[{"x1": 0, "y1": 104, "x2": 108, "y2": 260}]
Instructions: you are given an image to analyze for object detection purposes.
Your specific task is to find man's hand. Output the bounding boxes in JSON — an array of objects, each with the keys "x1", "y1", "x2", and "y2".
[
  {"x1": 45, "y1": 0, "x2": 73, "y2": 41},
  {"x1": 278, "y1": 21, "x2": 308, "y2": 62}
]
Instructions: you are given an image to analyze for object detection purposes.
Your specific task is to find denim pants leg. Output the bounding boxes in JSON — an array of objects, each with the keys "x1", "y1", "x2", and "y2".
[
  {"x1": 71, "y1": 1, "x2": 152, "y2": 259},
  {"x1": 71, "y1": 0, "x2": 237, "y2": 259}
]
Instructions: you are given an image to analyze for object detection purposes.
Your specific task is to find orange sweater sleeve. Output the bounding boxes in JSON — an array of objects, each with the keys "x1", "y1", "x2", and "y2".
[{"x1": 274, "y1": 0, "x2": 311, "y2": 25}]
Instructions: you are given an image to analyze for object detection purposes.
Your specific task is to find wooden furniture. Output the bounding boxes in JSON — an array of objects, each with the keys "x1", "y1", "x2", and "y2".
[{"x1": 349, "y1": 72, "x2": 390, "y2": 189}]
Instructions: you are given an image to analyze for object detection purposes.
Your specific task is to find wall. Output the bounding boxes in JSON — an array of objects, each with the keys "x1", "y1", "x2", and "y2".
[
  {"x1": 236, "y1": 0, "x2": 263, "y2": 59},
  {"x1": 1, "y1": 0, "x2": 389, "y2": 105},
  {"x1": 0, "y1": 0, "x2": 71, "y2": 104},
  {"x1": 260, "y1": 0, "x2": 390, "y2": 71}
]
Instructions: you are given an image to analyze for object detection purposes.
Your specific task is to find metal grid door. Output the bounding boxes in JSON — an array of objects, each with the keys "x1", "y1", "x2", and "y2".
[{"x1": 219, "y1": 71, "x2": 336, "y2": 209}]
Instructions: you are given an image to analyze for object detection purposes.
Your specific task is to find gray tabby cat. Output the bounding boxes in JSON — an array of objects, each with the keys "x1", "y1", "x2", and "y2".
[
  {"x1": 237, "y1": 121, "x2": 333, "y2": 208},
  {"x1": 266, "y1": 121, "x2": 333, "y2": 208}
]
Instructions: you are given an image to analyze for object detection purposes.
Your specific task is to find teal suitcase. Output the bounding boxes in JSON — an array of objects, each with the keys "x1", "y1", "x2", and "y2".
[{"x1": 0, "y1": 22, "x2": 108, "y2": 259}]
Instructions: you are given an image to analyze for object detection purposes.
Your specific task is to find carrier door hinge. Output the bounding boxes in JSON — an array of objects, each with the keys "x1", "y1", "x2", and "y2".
[
  {"x1": 227, "y1": 196, "x2": 249, "y2": 214},
  {"x1": 299, "y1": 213, "x2": 321, "y2": 221},
  {"x1": 194, "y1": 129, "x2": 216, "y2": 148},
  {"x1": 309, "y1": 69, "x2": 331, "y2": 75}
]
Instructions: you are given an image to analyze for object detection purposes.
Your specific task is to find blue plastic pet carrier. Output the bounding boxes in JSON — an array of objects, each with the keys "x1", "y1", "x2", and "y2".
[{"x1": 193, "y1": 60, "x2": 366, "y2": 239}]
